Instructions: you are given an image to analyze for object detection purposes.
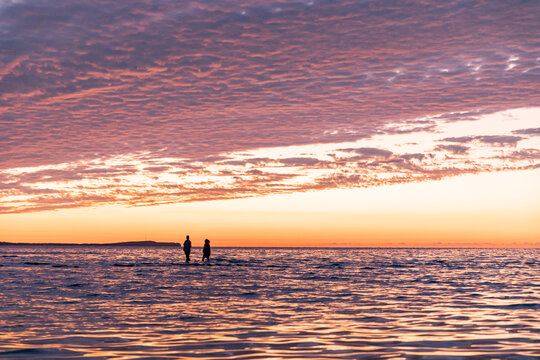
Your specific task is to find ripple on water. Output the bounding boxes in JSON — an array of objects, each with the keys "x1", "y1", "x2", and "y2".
[{"x1": 0, "y1": 247, "x2": 538, "y2": 359}]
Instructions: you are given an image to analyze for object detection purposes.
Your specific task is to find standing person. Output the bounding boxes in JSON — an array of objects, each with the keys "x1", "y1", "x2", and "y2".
[
  {"x1": 202, "y1": 239, "x2": 211, "y2": 263},
  {"x1": 183, "y1": 235, "x2": 192, "y2": 263}
]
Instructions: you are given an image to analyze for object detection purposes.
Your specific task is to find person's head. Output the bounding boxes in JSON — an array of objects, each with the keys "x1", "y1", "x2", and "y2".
[
  {"x1": 186, "y1": 235, "x2": 189, "y2": 240},
  {"x1": 205, "y1": 239, "x2": 210, "y2": 244}
]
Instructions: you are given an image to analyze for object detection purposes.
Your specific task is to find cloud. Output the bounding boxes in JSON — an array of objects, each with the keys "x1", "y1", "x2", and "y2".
[
  {"x1": 501, "y1": 149, "x2": 540, "y2": 161},
  {"x1": 0, "y1": 1, "x2": 539, "y2": 212},
  {"x1": 400, "y1": 153, "x2": 428, "y2": 162},
  {"x1": 440, "y1": 136, "x2": 475, "y2": 144},
  {"x1": 279, "y1": 157, "x2": 321, "y2": 166},
  {"x1": 1, "y1": 0, "x2": 539, "y2": 170},
  {"x1": 2, "y1": 111, "x2": 538, "y2": 214},
  {"x1": 143, "y1": 166, "x2": 171, "y2": 173},
  {"x1": 434, "y1": 144, "x2": 470, "y2": 155},
  {"x1": 431, "y1": 110, "x2": 495, "y2": 123},
  {"x1": 513, "y1": 127, "x2": 540, "y2": 136},
  {"x1": 476, "y1": 136, "x2": 522, "y2": 146},
  {"x1": 339, "y1": 147, "x2": 394, "y2": 158},
  {"x1": 440, "y1": 135, "x2": 522, "y2": 146}
]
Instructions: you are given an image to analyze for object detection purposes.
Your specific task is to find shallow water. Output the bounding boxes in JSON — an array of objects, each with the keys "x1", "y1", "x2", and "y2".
[{"x1": 0, "y1": 247, "x2": 539, "y2": 359}]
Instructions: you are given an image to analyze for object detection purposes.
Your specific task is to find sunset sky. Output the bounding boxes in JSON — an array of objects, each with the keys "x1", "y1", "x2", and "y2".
[{"x1": 1, "y1": 0, "x2": 539, "y2": 246}]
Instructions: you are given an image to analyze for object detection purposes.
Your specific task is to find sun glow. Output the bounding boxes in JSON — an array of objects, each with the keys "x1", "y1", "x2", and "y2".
[{"x1": 2, "y1": 168, "x2": 538, "y2": 247}]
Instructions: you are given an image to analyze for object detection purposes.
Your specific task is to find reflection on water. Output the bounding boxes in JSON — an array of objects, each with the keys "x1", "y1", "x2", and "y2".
[{"x1": 0, "y1": 247, "x2": 539, "y2": 359}]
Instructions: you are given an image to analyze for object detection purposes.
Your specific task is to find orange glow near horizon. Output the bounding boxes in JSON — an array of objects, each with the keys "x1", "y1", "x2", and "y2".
[{"x1": 2, "y1": 169, "x2": 538, "y2": 247}]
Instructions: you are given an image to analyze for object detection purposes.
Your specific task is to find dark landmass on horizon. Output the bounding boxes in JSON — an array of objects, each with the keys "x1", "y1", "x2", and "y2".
[{"x1": 0, "y1": 241, "x2": 180, "y2": 247}]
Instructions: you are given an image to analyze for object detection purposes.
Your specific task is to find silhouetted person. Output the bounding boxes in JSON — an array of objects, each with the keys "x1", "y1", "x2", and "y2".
[
  {"x1": 183, "y1": 235, "x2": 192, "y2": 263},
  {"x1": 202, "y1": 239, "x2": 211, "y2": 263}
]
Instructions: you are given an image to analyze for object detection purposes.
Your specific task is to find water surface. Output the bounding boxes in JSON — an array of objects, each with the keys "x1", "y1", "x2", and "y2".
[{"x1": 0, "y1": 247, "x2": 539, "y2": 359}]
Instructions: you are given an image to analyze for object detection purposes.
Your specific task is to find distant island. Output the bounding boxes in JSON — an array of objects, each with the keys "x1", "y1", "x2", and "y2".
[{"x1": 0, "y1": 241, "x2": 180, "y2": 247}]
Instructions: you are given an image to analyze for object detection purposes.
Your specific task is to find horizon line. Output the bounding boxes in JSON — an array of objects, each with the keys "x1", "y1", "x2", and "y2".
[{"x1": 0, "y1": 241, "x2": 538, "y2": 249}]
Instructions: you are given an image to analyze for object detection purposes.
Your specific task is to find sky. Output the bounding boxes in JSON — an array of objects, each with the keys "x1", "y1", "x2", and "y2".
[{"x1": 1, "y1": 0, "x2": 539, "y2": 246}]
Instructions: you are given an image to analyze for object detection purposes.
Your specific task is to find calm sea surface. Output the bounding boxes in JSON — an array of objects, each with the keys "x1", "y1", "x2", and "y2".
[{"x1": 0, "y1": 247, "x2": 539, "y2": 359}]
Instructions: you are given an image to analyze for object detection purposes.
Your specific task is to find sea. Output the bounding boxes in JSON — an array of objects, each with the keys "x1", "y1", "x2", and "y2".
[{"x1": 0, "y1": 246, "x2": 538, "y2": 359}]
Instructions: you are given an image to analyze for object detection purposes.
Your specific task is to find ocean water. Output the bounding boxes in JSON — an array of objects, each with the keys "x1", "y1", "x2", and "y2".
[{"x1": 0, "y1": 247, "x2": 538, "y2": 359}]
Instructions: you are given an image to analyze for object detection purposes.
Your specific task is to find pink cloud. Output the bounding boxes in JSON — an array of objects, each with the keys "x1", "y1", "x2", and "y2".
[{"x1": 0, "y1": 1, "x2": 539, "y2": 212}]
